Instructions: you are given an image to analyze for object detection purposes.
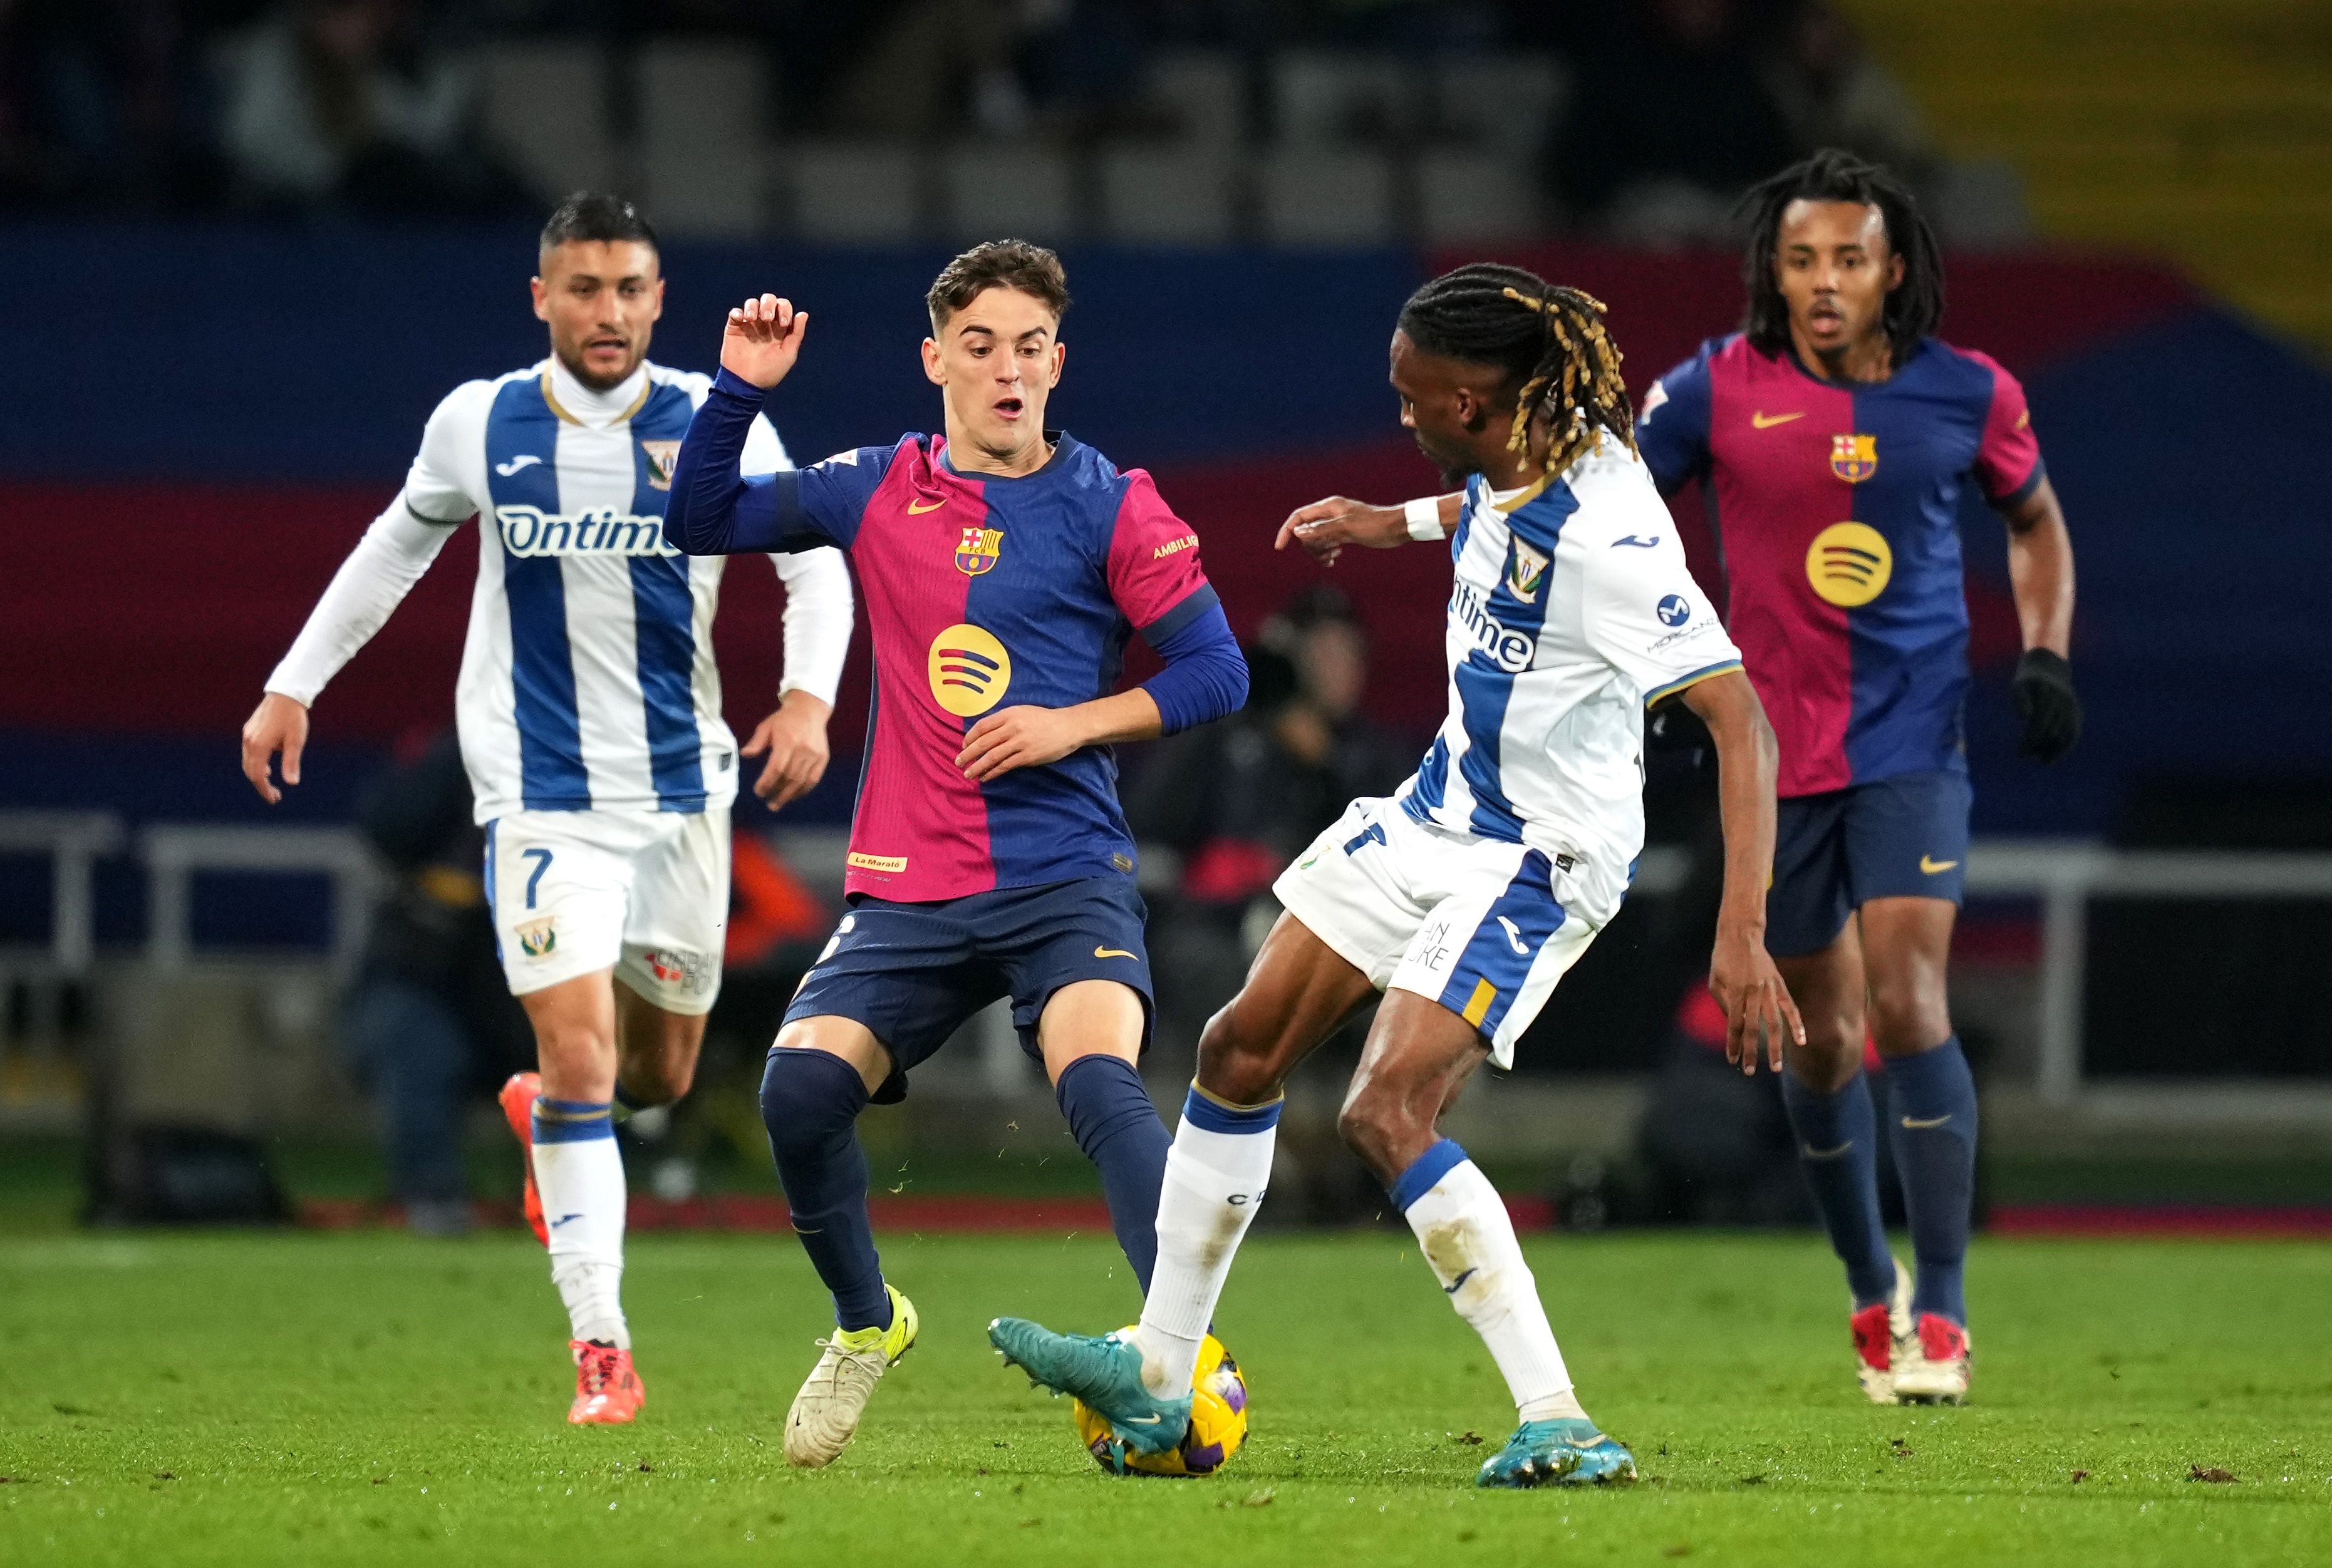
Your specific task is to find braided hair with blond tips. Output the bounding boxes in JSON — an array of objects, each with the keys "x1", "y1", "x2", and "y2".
[{"x1": 1396, "y1": 262, "x2": 1635, "y2": 480}]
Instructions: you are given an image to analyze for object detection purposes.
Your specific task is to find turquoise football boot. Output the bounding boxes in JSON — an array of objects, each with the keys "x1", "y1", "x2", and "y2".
[
  {"x1": 987, "y1": 1318, "x2": 1191, "y2": 1457},
  {"x1": 1476, "y1": 1418, "x2": 1639, "y2": 1488}
]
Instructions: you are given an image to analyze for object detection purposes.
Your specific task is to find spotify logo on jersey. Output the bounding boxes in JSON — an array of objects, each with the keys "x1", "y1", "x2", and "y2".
[
  {"x1": 928, "y1": 624, "x2": 1012, "y2": 716},
  {"x1": 1805, "y1": 522, "x2": 1893, "y2": 607}
]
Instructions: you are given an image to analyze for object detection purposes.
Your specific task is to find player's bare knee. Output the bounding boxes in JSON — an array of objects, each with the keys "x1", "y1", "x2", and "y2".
[
  {"x1": 1334, "y1": 1083, "x2": 1417, "y2": 1180},
  {"x1": 1194, "y1": 1009, "x2": 1282, "y2": 1106},
  {"x1": 1868, "y1": 982, "x2": 1950, "y2": 1056}
]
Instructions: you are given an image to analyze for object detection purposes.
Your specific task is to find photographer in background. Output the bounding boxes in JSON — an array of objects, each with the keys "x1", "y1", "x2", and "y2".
[{"x1": 341, "y1": 730, "x2": 530, "y2": 1235}]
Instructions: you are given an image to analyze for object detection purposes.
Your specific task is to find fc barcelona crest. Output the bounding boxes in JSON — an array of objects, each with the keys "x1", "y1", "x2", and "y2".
[
  {"x1": 1830, "y1": 434, "x2": 1878, "y2": 484},
  {"x1": 955, "y1": 525, "x2": 1004, "y2": 576},
  {"x1": 640, "y1": 439, "x2": 683, "y2": 490}
]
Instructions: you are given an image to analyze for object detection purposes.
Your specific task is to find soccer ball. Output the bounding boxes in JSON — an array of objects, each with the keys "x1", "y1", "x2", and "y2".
[{"x1": 1072, "y1": 1330, "x2": 1248, "y2": 1477}]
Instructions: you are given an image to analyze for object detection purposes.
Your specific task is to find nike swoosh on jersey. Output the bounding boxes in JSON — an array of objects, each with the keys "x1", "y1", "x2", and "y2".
[
  {"x1": 495, "y1": 455, "x2": 544, "y2": 475},
  {"x1": 908, "y1": 498, "x2": 947, "y2": 514},
  {"x1": 1611, "y1": 534, "x2": 1662, "y2": 549},
  {"x1": 1920, "y1": 856, "x2": 1960, "y2": 874},
  {"x1": 1899, "y1": 1114, "x2": 1953, "y2": 1130},
  {"x1": 1751, "y1": 411, "x2": 1805, "y2": 428},
  {"x1": 1094, "y1": 946, "x2": 1137, "y2": 959}
]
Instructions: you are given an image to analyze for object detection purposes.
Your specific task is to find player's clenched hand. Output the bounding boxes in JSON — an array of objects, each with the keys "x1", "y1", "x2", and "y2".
[
  {"x1": 956, "y1": 706, "x2": 1084, "y2": 782},
  {"x1": 1709, "y1": 928, "x2": 1803, "y2": 1075},
  {"x1": 1274, "y1": 497, "x2": 1407, "y2": 567},
  {"x1": 241, "y1": 691, "x2": 309, "y2": 805},
  {"x1": 722, "y1": 293, "x2": 809, "y2": 389},
  {"x1": 743, "y1": 691, "x2": 832, "y2": 809}
]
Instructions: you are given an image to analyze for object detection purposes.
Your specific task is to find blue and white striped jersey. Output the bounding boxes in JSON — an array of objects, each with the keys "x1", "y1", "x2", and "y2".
[
  {"x1": 403, "y1": 359, "x2": 812, "y2": 820},
  {"x1": 1399, "y1": 438, "x2": 1743, "y2": 909}
]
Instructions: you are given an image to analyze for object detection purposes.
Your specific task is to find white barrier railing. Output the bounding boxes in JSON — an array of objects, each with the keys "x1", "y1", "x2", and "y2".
[
  {"x1": 139, "y1": 824, "x2": 380, "y2": 975},
  {"x1": 0, "y1": 812, "x2": 126, "y2": 977},
  {"x1": 1964, "y1": 841, "x2": 2332, "y2": 1104}
]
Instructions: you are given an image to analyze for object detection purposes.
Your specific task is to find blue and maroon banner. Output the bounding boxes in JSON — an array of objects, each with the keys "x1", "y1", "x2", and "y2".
[{"x1": 4, "y1": 226, "x2": 2329, "y2": 838}]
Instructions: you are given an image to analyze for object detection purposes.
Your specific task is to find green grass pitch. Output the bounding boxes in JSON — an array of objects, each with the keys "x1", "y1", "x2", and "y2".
[{"x1": 3, "y1": 1230, "x2": 2328, "y2": 1565}]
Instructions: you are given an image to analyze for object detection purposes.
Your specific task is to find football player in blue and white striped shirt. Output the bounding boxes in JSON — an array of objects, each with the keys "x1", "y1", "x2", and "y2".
[
  {"x1": 241, "y1": 195, "x2": 854, "y2": 1424},
  {"x1": 992, "y1": 266, "x2": 1799, "y2": 1488}
]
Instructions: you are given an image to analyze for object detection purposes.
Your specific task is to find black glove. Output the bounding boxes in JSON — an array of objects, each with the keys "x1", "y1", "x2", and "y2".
[{"x1": 2011, "y1": 648, "x2": 2080, "y2": 763}]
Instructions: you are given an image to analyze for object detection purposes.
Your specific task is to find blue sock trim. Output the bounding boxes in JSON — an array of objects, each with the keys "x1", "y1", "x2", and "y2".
[
  {"x1": 1389, "y1": 1137, "x2": 1470, "y2": 1214},
  {"x1": 534, "y1": 1098, "x2": 614, "y2": 1144},
  {"x1": 1181, "y1": 1083, "x2": 1283, "y2": 1135}
]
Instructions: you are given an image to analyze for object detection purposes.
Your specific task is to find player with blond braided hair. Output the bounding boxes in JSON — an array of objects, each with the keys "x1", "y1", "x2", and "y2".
[{"x1": 990, "y1": 263, "x2": 1798, "y2": 1490}]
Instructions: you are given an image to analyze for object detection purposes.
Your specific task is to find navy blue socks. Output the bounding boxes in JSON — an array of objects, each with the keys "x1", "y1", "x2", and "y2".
[
  {"x1": 1779, "y1": 1069, "x2": 1897, "y2": 1308},
  {"x1": 761, "y1": 1047, "x2": 891, "y2": 1333},
  {"x1": 1055, "y1": 1053, "x2": 1172, "y2": 1292},
  {"x1": 1884, "y1": 1036, "x2": 1979, "y2": 1325}
]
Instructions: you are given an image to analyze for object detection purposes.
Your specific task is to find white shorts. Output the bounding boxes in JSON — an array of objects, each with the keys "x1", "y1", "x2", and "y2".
[
  {"x1": 485, "y1": 808, "x2": 730, "y2": 1014},
  {"x1": 1273, "y1": 796, "x2": 1614, "y2": 1068}
]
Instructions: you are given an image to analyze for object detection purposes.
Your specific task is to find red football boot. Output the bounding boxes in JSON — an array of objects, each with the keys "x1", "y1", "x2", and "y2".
[
  {"x1": 1894, "y1": 1313, "x2": 1972, "y2": 1405},
  {"x1": 499, "y1": 1072, "x2": 547, "y2": 1246},
  {"x1": 569, "y1": 1340, "x2": 646, "y2": 1425},
  {"x1": 1850, "y1": 1257, "x2": 1912, "y2": 1405}
]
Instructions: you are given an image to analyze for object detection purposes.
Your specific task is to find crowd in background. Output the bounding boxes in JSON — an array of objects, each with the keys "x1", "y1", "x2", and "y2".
[{"x1": 3, "y1": 0, "x2": 1937, "y2": 237}]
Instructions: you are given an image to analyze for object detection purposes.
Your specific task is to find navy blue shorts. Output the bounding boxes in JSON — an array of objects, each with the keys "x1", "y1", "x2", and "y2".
[
  {"x1": 1768, "y1": 769, "x2": 1972, "y2": 958},
  {"x1": 782, "y1": 875, "x2": 1153, "y2": 1098}
]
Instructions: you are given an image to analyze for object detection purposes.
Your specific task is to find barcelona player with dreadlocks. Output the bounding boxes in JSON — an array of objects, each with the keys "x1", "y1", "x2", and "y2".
[
  {"x1": 991, "y1": 264, "x2": 1800, "y2": 1488},
  {"x1": 1635, "y1": 150, "x2": 2081, "y2": 1408}
]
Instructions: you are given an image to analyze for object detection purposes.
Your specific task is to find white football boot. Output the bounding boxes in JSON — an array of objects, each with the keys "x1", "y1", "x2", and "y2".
[{"x1": 783, "y1": 1284, "x2": 918, "y2": 1467}]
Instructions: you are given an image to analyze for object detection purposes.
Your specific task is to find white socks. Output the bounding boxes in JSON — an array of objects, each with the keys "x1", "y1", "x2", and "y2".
[
  {"x1": 532, "y1": 1099, "x2": 630, "y2": 1349},
  {"x1": 1132, "y1": 1087, "x2": 1282, "y2": 1398},
  {"x1": 1396, "y1": 1140, "x2": 1583, "y2": 1423}
]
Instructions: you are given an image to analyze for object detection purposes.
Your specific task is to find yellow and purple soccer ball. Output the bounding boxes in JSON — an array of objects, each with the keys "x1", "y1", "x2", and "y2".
[{"x1": 1072, "y1": 1331, "x2": 1248, "y2": 1477}]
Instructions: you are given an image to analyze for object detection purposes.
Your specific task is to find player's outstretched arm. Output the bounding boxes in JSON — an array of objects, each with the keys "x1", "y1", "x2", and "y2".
[
  {"x1": 241, "y1": 503, "x2": 460, "y2": 803},
  {"x1": 1275, "y1": 492, "x2": 1461, "y2": 567},
  {"x1": 1679, "y1": 670, "x2": 1805, "y2": 1074}
]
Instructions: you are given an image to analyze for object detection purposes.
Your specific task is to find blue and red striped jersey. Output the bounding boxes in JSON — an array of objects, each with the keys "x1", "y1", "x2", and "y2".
[{"x1": 1637, "y1": 334, "x2": 2043, "y2": 798}]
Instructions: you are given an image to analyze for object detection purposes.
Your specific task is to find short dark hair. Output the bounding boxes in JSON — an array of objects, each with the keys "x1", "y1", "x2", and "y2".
[
  {"x1": 539, "y1": 192, "x2": 659, "y2": 260},
  {"x1": 1737, "y1": 149, "x2": 1942, "y2": 366},
  {"x1": 1398, "y1": 262, "x2": 1635, "y2": 478},
  {"x1": 926, "y1": 239, "x2": 1070, "y2": 330}
]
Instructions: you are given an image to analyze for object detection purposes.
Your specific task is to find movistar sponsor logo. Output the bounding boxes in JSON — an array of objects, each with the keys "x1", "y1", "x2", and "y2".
[
  {"x1": 494, "y1": 505, "x2": 677, "y2": 559},
  {"x1": 1449, "y1": 579, "x2": 1537, "y2": 673}
]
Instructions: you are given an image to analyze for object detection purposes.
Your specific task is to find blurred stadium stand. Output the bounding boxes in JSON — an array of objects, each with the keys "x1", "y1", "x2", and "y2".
[{"x1": 4, "y1": 0, "x2": 2329, "y2": 1219}]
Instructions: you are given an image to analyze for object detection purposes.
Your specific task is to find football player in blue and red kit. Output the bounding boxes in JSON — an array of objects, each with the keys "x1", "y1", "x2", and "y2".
[
  {"x1": 1636, "y1": 151, "x2": 2080, "y2": 1405},
  {"x1": 665, "y1": 242, "x2": 1248, "y2": 1467}
]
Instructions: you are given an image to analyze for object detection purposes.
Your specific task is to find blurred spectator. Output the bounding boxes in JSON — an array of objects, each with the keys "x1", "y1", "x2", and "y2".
[
  {"x1": 0, "y1": 0, "x2": 218, "y2": 209},
  {"x1": 212, "y1": 0, "x2": 521, "y2": 214},
  {"x1": 1129, "y1": 586, "x2": 1410, "y2": 1055},
  {"x1": 1545, "y1": 0, "x2": 1793, "y2": 242},
  {"x1": 1758, "y1": 1, "x2": 1936, "y2": 185},
  {"x1": 341, "y1": 730, "x2": 530, "y2": 1235}
]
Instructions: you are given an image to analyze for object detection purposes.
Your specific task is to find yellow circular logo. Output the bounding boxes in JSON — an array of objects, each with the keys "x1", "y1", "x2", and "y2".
[
  {"x1": 1805, "y1": 522, "x2": 1893, "y2": 607},
  {"x1": 927, "y1": 624, "x2": 1012, "y2": 717}
]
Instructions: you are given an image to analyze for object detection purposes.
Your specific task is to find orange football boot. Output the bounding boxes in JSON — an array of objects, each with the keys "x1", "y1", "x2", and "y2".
[
  {"x1": 499, "y1": 1071, "x2": 547, "y2": 1246},
  {"x1": 569, "y1": 1340, "x2": 646, "y2": 1425}
]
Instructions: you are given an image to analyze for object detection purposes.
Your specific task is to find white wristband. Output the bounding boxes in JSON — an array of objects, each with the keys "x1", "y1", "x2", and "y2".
[{"x1": 1404, "y1": 495, "x2": 1446, "y2": 542}]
